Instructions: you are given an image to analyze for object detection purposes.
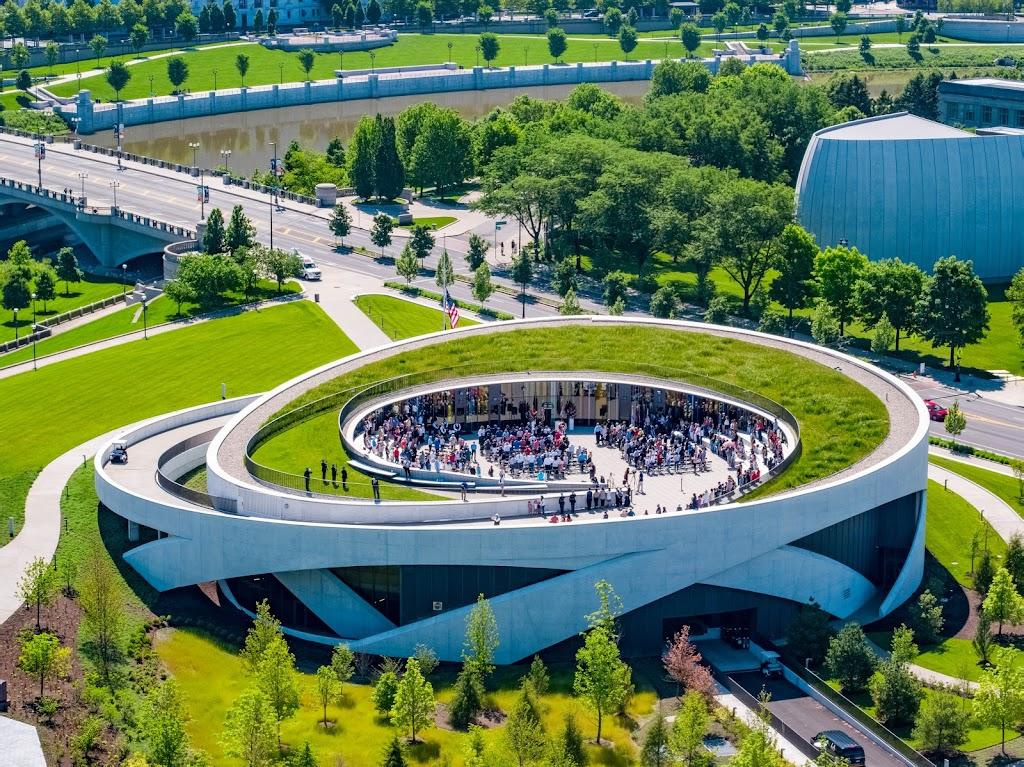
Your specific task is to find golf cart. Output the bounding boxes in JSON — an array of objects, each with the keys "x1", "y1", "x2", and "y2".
[{"x1": 110, "y1": 440, "x2": 129, "y2": 464}]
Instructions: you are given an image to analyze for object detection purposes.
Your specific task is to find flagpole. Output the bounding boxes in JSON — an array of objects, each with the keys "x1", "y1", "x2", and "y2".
[{"x1": 441, "y1": 254, "x2": 447, "y2": 332}]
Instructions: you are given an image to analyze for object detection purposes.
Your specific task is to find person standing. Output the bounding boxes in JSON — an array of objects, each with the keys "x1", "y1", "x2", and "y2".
[
  {"x1": 331, "y1": 463, "x2": 338, "y2": 485},
  {"x1": 638, "y1": 470, "x2": 645, "y2": 495},
  {"x1": 341, "y1": 466, "x2": 348, "y2": 490},
  {"x1": 321, "y1": 458, "x2": 328, "y2": 482},
  {"x1": 461, "y1": 481, "x2": 468, "y2": 502},
  {"x1": 303, "y1": 466, "x2": 312, "y2": 492},
  {"x1": 569, "y1": 492, "x2": 577, "y2": 514},
  {"x1": 586, "y1": 487, "x2": 593, "y2": 510},
  {"x1": 371, "y1": 476, "x2": 380, "y2": 501},
  {"x1": 558, "y1": 493, "x2": 565, "y2": 514}
]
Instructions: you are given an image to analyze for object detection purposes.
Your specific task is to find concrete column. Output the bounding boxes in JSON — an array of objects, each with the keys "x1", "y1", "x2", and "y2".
[
  {"x1": 177, "y1": 93, "x2": 185, "y2": 119},
  {"x1": 76, "y1": 89, "x2": 95, "y2": 134},
  {"x1": 304, "y1": 80, "x2": 311, "y2": 103},
  {"x1": 472, "y1": 66, "x2": 482, "y2": 89},
  {"x1": 509, "y1": 65, "x2": 515, "y2": 87},
  {"x1": 576, "y1": 61, "x2": 583, "y2": 82},
  {"x1": 128, "y1": 520, "x2": 139, "y2": 542},
  {"x1": 610, "y1": 60, "x2": 618, "y2": 81},
  {"x1": 542, "y1": 63, "x2": 549, "y2": 85}
]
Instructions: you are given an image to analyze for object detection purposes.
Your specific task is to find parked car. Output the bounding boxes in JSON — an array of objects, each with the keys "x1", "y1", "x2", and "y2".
[
  {"x1": 813, "y1": 731, "x2": 866, "y2": 766},
  {"x1": 924, "y1": 399, "x2": 948, "y2": 421},
  {"x1": 582, "y1": 9, "x2": 601, "y2": 17},
  {"x1": 294, "y1": 251, "x2": 321, "y2": 280}
]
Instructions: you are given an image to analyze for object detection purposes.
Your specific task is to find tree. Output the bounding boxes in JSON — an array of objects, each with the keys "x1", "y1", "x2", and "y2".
[
  {"x1": 913, "y1": 691, "x2": 970, "y2": 757},
  {"x1": 547, "y1": 27, "x2": 568, "y2": 62},
  {"x1": 225, "y1": 205, "x2": 256, "y2": 253},
  {"x1": 890, "y1": 624, "x2": 918, "y2": 664},
  {"x1": 15, "y1": 69, "x2": 31, "y2": 93},
  {"x1": 167, "y1": 56, "x2": 189, "y2": 92},
  {"x1": 550, "y1": 257, "x2": 577, "y2": 298},
  {"x1": 90, "y1": 33, "x2": 108, "y2": 63},
  {"x1": 407, "y1": 109, "x2": 474, "y2": 193},
  {"x1": 224, "y1": 0, "x2": 237, "y2": 29},
  {"x1": 290, "y1": 743, "x2": 318, "y2": 767},
  {"x1": 315, "y1": 665, "x2": 339, "y2": 727},
  {"x1": 618, "y1": 25, "x2": 638, "y2": 59},
  {"x1": 641, "y1": 715, "x2": 670, "y2": 767},
  {"x1": 1008, "y1": 268, "x2": 1024, "y2": 350},
  {"x1": 18, "y1": 556, "x2": 56, "y2": 631},
  {"x1": 731, "y1": 695, "x2": 785, "y2": 767},
  {"x1": 870, "y1": 315, "x2": 896, "y2": 354},
  {"x1": 331, "y1": 643, "x2": 355, "y2": 690},
  {"x1": 106, "y1": 60, "x2": 131, "y2": 100},
  {"x1": 649, "y1": 286, "x2": 678, "y2": 319},
  {"x1": 711, "y1": 11, "x2": 727, "y2": 39},
  {"x1": 448, "y1": 665, "x2": 485, "y2": 729},
  {"x1": 906, "y1": 34, "x2": 920, "y2": 55},
  {"x1": 918, "y1": 256, "x2": 990, "y2": 375},
  {"x1": 869, "y1": 658, "x2": 922, "y2": 726},
  {"x1": 381, "y1": 736, "x2": 406, "y2": 767},
  {"x1": 814, "y1": 244, "x2": 867, "y2": 335},
  {"x1": 909, "y1": 589, "x2": 944, "y2": 645},
  {"x1": 297, "y1": 48, "x2": 315, "y2": 81},
  {"x1": 829, "y1": 11, "x2": 847, "y2": 36},
  {"x1": 348, "y1": 116, "x2": 379, "y2": 199},
  {"x1": 79, "y1": 544, "x2": 125, "y2": 685},
  {"x1": 409, "y1": 224, "x2": 435, "y2": 265},
  {"x1": 943, "y1": 399, "x2": 967, "y2": 447},
  {"x1": 163, "y1": 279, "x2": 195, "y2": 316},
  {"x1": 267, "y1": 7, "x2": 277, "y2": 34},
  {"x1": 391, "y1": 657, "x2": 435, "y2": 742},
  {"x1": 974, "y1": 608, "x2": 994, "y2": 666},
  {"x1": 34, "y1": 268, "x2": 56, "y2": 312},
  {"x1": 663, "y1": 625, "x2": 715, "y2": 701},
  {"x1": 756, "y1": 23, "x2": 769, "y2": 45},
  {"x1": 511, "y1": 249, "x2": 533, "y2": 318},
  {"x1": 257, "y1": 636, "x2": 300, "y2": 745},
  {"x1": 472, "y1": 263, "x2": 493, "y2": 305},
  {"x1": 648, "y1": 60, "x2": 711, "y2": 100},
  {"x1": 142, "y1": 680, "x2": 191, "y2": 767},
  {"x1": 855, "y1": 258, "x2": 925, "y2": 351},
  {"x1": 680, "y1": 23, "x2": 701, "y2": 57},
  {"x1": 604, "y1": 7, "x2": 623, "y2": 35},
  {"x1": 329, "y1": 203, "x2": 352, "y2": 247},
  {"x1": 373, "y1": 669, "x2": 399, "y2": 713},
  {"x1": 770, "y1": 224, "x2": 818, "y2": 331},
  {"x1": 55, "y1": 247, "x2": 82, "y2": 296},
  {"x1": 974, "y1": 648, "x2": 1024, "y2": 754},
  {"x1": 560, "y1": 288, "x2": 583, "y2": 316},
  {"x1": 670, "y1": 691, "x2": 712, "y2": 766},
  {"x1": 504, "y1": 684, "x2": 546, "y2": 767},
  {"x1": 825, "y1": 72, "x2": 872, "y2": 116},
  {"x1": 435, "y1": 249, "x2": 455, "y2": 291},
  {"x1": 1006, "y1": 533, "x2": 1024, "y2": 594},
  {"x1": 478, "y1": 32, "x2": 500, "y2": 65},
  {"x1": 370, "y1": 213, "x2": 394, "y2": 258},
  {"x1": 259, "y1": 247, "x2": 303, "y2": 293},
  {"x1": 895, "y1": 15, "x2": 907, "y2": 41},
  {"x1": 462, "y1": 593, "x2": 499, "y2": 681},
  {"x1": 976, "y1": 549, "x2": 997, "y2": 595},
  {"x1": 825, "y1": 623, "x2": 877, "y2": 692},
  {"x1": 3, "y1": 274, "x2": 31, "y2": 316},
  {"x1": 396, "y1": 244, "x2": 420, "y2": 283},
  {"x1": 236, "y1": 52, "x2": 250, "y2": 86},
  {"x1": 367, "y1": 0, "x2": 382, "y2": 24},
  {"x1": 45, "y1": 42, "x2": 60, "y2": 75},
  {"x1": 574, "y1": 625, "x2": 631, "y2": 743},
  {"x1": 221, "y1": 688, "x2": 277, "y2": 767},
  {"x1": 240, "y1": 599, "x2": 283, "y2": 673},
  {"x1": 19, "y1": 631, "x2": 70, "y2": 698},
  {"x1": 203, "y1": 207, "x2": 226, "y2": 253},
  {"x1": 130, "y1": 22, "x2": 149, "y2": 55},
  {"x1": 375, "y1": 116, "x2": 405, "y2": 201},
  {"x1": 176, "y1": 11, "x2": 199, "y2": 42},
  {"x1": 983, "y1": 567, "x2": 1024, "y2": 637}
]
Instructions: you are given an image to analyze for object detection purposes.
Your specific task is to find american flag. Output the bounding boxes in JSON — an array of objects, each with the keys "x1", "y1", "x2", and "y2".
[{"x1": 444, "y1": 290, "x2": 460, "y2": 328}]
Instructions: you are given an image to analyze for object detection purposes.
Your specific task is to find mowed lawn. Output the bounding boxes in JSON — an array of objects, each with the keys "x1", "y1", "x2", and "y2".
[
  {"x1": 931, "y1": 455, "x2": 1024, "y2": 517},
  {"x1": 355, "y1": 293, "x2": 478, "y2": 341},
  {"x1": 158, "y1": 627, "x2": 656, "y2": 767},
  {"x1": 1, "y1": 272, "x2": 125, "y2": 344},
  {"x1": 925, "y1": 477, "x2": 1006, "y2": 589},
  {"x1": 0, "y1": 300, "x2": 351, "y2": 540},
  {"x1": 50, "y1": 34, "x2": 723, "y2": 101}
]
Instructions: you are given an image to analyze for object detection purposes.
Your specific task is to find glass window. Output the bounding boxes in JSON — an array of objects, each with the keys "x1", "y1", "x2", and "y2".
[
  {"x1": 946, "y1": 102, "x2": 959, "y2": 121},
  {"x1": 1017, "y1": 110, "x2": 1024, "y2": 128},
  {"x1": 982, "y1": 106, "x2": 992, "y2": 124},
  {"x1": 1000, "y1": 108, "x2": 1010, "y2": 125}
]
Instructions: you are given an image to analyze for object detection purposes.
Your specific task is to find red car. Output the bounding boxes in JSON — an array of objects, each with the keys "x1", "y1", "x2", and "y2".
[{"x1": 925, "y1": 400, "x2": 948, "y2": 421}]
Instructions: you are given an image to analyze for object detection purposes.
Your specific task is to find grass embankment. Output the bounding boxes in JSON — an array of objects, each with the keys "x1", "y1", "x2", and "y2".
[
  {"x1": 926, "y1": 477, "x2": 1007, "y2": 589},
  {"x1": 254, "y1": 323, "x2": 890, "y2": 499},
  {"x1": 159, "y1": 627, "x2": 656, "y2": 767},
  {"x1": 397, "y1": 215, "x2": 457, "y2": 230},
  {"x1": 355, "y1": 293, "x2": 479, "y2": 340},
  {"x1": 931, "y1": 455, "x2": 1024, "y2": 516},
  {"x1": 49, "y1": 34, "x2": 726, "y2": 101},
  {"x1": 804, "y1": 43, "x2": 1024, "y2": 71},
  {"x1": 0, "y1": 280, "x2": 302, "y2": 368},
  {"x1": 1, "y1": 272, "x2": 124, "y2": 344},
  {"x1": 0, "y1": 300, "x2": 351, "y2": 541}
]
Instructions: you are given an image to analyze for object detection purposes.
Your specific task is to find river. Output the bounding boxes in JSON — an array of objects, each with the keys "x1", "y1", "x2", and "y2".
[{"x1": 91, "y1": 80, "x2": 650, "y2": 175}]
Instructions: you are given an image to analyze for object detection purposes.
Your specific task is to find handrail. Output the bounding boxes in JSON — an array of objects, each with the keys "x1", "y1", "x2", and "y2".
[
  {"x1": 155, "y1": 427, "x2": 235, "y2": 511},
  {"x1": 722, "y1": 675, "x2": 821, "y2": 762}
]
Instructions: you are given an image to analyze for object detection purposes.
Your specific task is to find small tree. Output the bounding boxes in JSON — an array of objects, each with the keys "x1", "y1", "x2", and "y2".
[
  {"x1": 559, "y1": 288, "x2": 583, "y2": 316},
  {"x1": 478, "y1": 32, "x2": 500, "y2": 66},
  {"x1": 373, "y1": 669, "x2": 399, "y2": 714},
  {"x1": 329, "y1": 203, "x2": 352, "y2": 248},
  {"x1": 143, "y1": 680, "x2": 192, "y2": 767},
  {"x1": 225, "y1": 205, "x2": 256, "y2": 253},
  {"x1": 890, "y1": 624, "x2": 919, "y2": 664},
  {"x1": 164, "y1": 279, "x2": 195, "y2": 316},
  {"x1": 45, "y1": 42, "x2": 60, "y2": 75},
  {"x1": 974, "y1": 648, "x2": 1024, "y2": 754},
  {"x1": 869, "y1": 658, "x2": 922, "y2": 726},
  {"x1": 872, "y1": 315, "x2": 896, "y2": 354},
  {"x1": 663, "y1": 625, "x2": 715, "y2": 702},
  {"x1": 79, "y1": 544, "x2": 125, "y2": 686},
  {"x1": 830, "y1": 11, "x2": 847, "y2": 36},
  {"x1": 974, "y1": 608, "x2": 994, "y2": 666},
  {"x1": 16, "y1": 69, "x2": 32, "y2": 92},
  {"x1": 943, "y1": 399, "x2": 967, "y2": 447},
  {"x1": 649, "y1": 286, "x2": 678, "y2": 319},
  {"x1": 390, "y1": 658, "x2": 435, "y2": 743},
  {"x1": 409, "y1": 224, "x2": 435, "y2": 264},
  {"x1": 670, "y1": 691, "x2": 712, "y2": 766},
  {"x1": 552, "y1": 256, "x2": 578, "y2": 298},
  {"x1": 472, "y1": 263, "x2": 493, "y2": 305},
  {"x1": 680, "y1": 23, "x2": 701, "y2": 57},
  {"x1": 221, "y1": 688, "x2": 277, "y2": 767},
  {"x1": 90, "y1": 34, "x2": 108, "y2": 64},
  {"x1": 257, "y1": 636, "x2": 300, "y2": 746},
  {"x1": 167, "y1": 56, "x2": 189, "y2": 92},
  {"x1": 260, "y1": 247, "x2": 303, "y2": 293},
  {"x1": 463, "y1": 593, "x2": 499, "y2": 681},
  {"x1": 203, "y1": 207, "x2": 226, "y2": 253},
  {"x1": 1012, "y1": 461, "x2": 1024, "y2": 505},
  {"x1": 912, "y1": 690, "x2": 970, "y2": 757},
  {"x1": 130, "y1": 23, "x2": 149, "y2": 55},
  {"x1": 435, "y1": 249, "x2": 455, "y2": 291},
  {"x1": 618, "y1": 25, "x2": 638, "y2": 59},
  {"x1": 825, "y1": 623, "x2": 877, "y2": 692},
  {"x1": 547, "y1": 27, "x2": 568, "y2": 62},
  {"x1": 106, "y1": 60, "x2": 131, "y2": 100},
  {"x1": 18, "y1": 557, "x2": 57, "y2": 631},
  {"x1": 504, "y1": 684, "x2": 546, "y2": 767},
  {"x1": 315, "y1": 665, "x2": 339, "y2": 727},
  {"x1": 465, "y1": 233, "x2": 488, "y2": 271},
  {"x1": 982, "y1": 567, "x2": 1024, "y2": 637},
  {"x1": 811, "y1": 300, "x2": 841, "y2": 345},
  {"x1": 396, "y1": 244, "x2": 420, "y2": 283},
  {"x1": 381, "y1": 736, "x2": 406, "y2": 767},
  {"x1": 917, "y1": 257, "x2": 989, "y2": 378},
  {"x1": 20, "y1": 632, "x2": 71, "y2": 700},
  {"x1": 297, "y1": 48, "x2": 315, "y2": 80},
  {"x1": 574, "y1": 625, "x2": 631, "y2": 743},
  {"x1": 177, "y1": 11, "x2": 199, "y2": 42},
  {"x1": 240, "y1": 599, "x2": 283, "y2": 673},
  {"x1": 909, "y1": 590, "x2": 944, "y2": 645},
  {"x1": 511, "y1": 249, "x2": 533, "y2": 318},
  {"x1": 332, "y1": 643, "x2": 355, "y2": 689},
  {"x1": 34, "y1": 268, "x2": 56, "y2": 312},
  {"x1": 786, "y1": 599, "x2": 834, "y2": 667},
  {"x1": 236, "y1": 52, "x2": 250, "y2": 86},
  {"x1": 448, "y1": 666, "x2": 485, "y2": 730},
  {"x1": 641, "y1": 715, "x2": 670, "y2": 767},
  {"x1": 56, "y1": 247, "x2": 82, "y2": 296},
  {"x1": 527, "y1": 655, "x2": 549, "y2": 696},
  {"x1": 371, "y1": 212, "x2": 394, "y2": 257}
]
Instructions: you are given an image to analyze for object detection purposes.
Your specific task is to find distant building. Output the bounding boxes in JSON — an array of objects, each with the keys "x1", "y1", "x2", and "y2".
[
  {"x1": 795, "y1": 111, "x2": 1024, "y2": 281},
  {"x1": 194, "y1": 0, "x2": 326, "y2": 30},
  {"x1": 938, "y1": 77, "x2": 1024, "y2": 130}
]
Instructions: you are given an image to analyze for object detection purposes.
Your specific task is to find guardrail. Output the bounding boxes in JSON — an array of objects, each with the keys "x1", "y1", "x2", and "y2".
[
  {"x1": 722, "y1": 675, "x2": 821, "y2": 762},
  {"x1": 243, "y1": 361, "x2": 801, "y2": 505},
  {"x1": 155, "y1": 427, "x2": 229, "y2": 510}
]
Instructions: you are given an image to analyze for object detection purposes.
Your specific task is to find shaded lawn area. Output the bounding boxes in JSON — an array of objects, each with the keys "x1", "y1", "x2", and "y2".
[
  {"x1": 262, "y1": 323, "x2": 890, "y2": 502},
  {"x1": 0, "y1": 272, "x2": 125, "y2": 344},
  {"x1": 925, "y1": 477, "x2": 1006, "y2": 589},
  {"x1": 158, "y1": 626, "x2": 655, "y2": 767},
  {"x1": 0, "y1": 301, "x2": 350, "y2": 541},
  {"x1": 49, "y1": 34, "x2": 724, "y2": 101},
  {"x1": 931, "y1": 455, "x2": 1024, "y2": 518},
  {"x1": 20, "y1": 39, "x2": 244, "y2": 79},
  {"x1": 1, "y1": 280, "x2": 302, "y2": 368},
  {"x1": 397, "y1": 215, "x2": 458, "y2": 230},
  {"x1": 354, "y1": 293, "x2": 478, "y2": 341}
]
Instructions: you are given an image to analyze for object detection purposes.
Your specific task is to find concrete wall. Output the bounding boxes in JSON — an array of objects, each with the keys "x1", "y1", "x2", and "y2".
[
  {"x1": 64, "y1": 43, "x2": 802, "y2": 134},
  {"x1": 941, "y1": 18, "x2": 1024, "y2": 42}
]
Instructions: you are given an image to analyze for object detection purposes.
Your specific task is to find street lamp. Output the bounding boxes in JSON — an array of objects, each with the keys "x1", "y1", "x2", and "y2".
[
  {"x1": 198, "y1": 168, "x2": 207, "y2": 220},
  {"x1": 12, "y1": 307, "x2": 17, "y2": 342},
  {"x1": 33, "y1": 141, "x2": 45, "y2": 187},
  {"x1": 148, "y1": 74, "x2": 154, "y2": 96},
  {"x1": 188, "y1": 141, "x2": 200, "y2": 174},
  {"x1": 110, "y1": 180, "x2": 120, "y2": 209},
  {"x1": 220, "y1": 149, "x2": 232, "y2": 177},
  {"x1": 524, "y1": 45, "x2": 529, "y2": 66},
  {"x1": 268, "y1": 141, "x2": 278, "y2": 250},
  {"x1": 339, "y1": 50, "x2": 344, "y2": 73},
  {"x1": 593, "y1": 43, "x2": 598, "y2": 63},
  {"x1": 370, "y1": 51, "x2": 376, "y2": 72},
  {"x1": 447, "y1": 41, "x2": 453, "y2": 63},
  {"x1": 77, "y1": 171, "x2": 87, "y2": 203},
  {"x1": 278, "y1": 62, "x2": 284, "y2": 83},
  {"x1": 120, "y1": 262, "x2": 127, "y2": 296},
  {"x1": 213, "y1": 68, "x2": 218, "y2": 91},
  {"x1": 30, "y1": 292, "x2": 37, "y2": 370},
  {"x1": 474, "y1": 44, "x2": 480, "y2": 67},
  {"x1": 141, "y1": 295, "x2": 148, "y2": 340}
]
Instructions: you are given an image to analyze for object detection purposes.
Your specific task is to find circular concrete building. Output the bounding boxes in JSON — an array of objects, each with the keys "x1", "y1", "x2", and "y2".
[{"x1": 95, "y1": 317, "x2": 929, "y2": 661}]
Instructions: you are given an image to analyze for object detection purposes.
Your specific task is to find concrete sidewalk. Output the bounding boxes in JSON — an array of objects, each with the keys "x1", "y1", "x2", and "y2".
[
  {"x1": 928, "y1": 463, "x2": 1024, "y2": 544},
  {"x1": 929, "y1": 447, "x2": 1017, "y2": 477},
  {"x1": 313, "y1": 265, "x2": 390, "y2": 349}
]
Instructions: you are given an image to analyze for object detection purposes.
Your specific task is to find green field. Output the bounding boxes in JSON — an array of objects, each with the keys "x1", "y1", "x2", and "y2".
[
  {"x1": 397, "y1": 215, "x2": 458, "y2": 230},
  {"x1": 804, "y1": 42, "x2": 1024, "y2": 71},
  {"x1": 0, "y1": 280, "x2": 301, "y2": 368},
  {"x1": 931, "y1": 455, "x2": 1024, "y2": 516},
  {"x1": 0, "y1": 300, "x2": 350, "y2": 542},
  {"x1": 257, "y1": 323, "x2": 889, "y2": 501},
  {"x1": 1, "y1": 271, "x2": 125, "y2": 344},
  {"x1": 925, "y1": 477, "x2": 1007, "y2": 589},
  {"x1": 49, "y1": 34, "x2": 727, "y2": 101},
  {"x1": 355, "y1": 293, "x2": 478, "y2": 341},
  {"x1": 19, "y1": 39, "x2": 244, "y2": 79}
]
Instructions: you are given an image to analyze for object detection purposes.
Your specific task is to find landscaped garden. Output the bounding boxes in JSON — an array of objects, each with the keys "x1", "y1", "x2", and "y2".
[
  {"x1": 1, "y1": 269, "x2": 125, "y2": 344},
  {"x1": 355, "y1": 293, "x2": 478, "y2": 340}
]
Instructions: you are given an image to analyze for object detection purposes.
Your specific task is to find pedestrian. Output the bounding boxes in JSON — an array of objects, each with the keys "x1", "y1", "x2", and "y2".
[
  {"x1": 461, "y1": 481, "x2": 468, "y2": 501},
  {"x1": 586, "y1": 488, "x2": 593, "y2": 510},
  {"x1": 638, "y1": 470, "x2": 645, "y2": 495},
  {"x1": 558, "y1": 493, "x2": 565, "y2": 514},
  {"x1": 539, "y1": 495, "x2": 545, "y2": 516},
  {"x1": 331, "y1": 463, "x2": 338, "y2": 486},
  {"x1": 303, "y1": 466, "x2": 311, "y2": 492},
  {"x1": 569, "y1": 492, "x2": 577, "y2": 513},
  {"x1": 341, "y1": 466, "x2": 348, "y2": 490},
  {"x1": 371, "y1": 476, "x2": 380, "y2": 501},
  {"x1": 321, "y1": 458, "x2": 328, "y2": 482},
  {"x1": 499, "y1": 469, "x2": 506, "y2": 496}
]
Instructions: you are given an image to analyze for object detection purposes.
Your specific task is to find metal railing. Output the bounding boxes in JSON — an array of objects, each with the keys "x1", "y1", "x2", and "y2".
[
  {"x1": 155, "y1": 428, "x2": 237, "y2": 512},
  {"x1": 722, "y1": 675, "x2": 821, "y2": 762}
]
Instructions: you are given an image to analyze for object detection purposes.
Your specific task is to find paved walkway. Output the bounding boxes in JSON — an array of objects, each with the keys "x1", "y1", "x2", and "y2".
[
  {"x1": 312, "y1": 265, "x2": 391, "y2": 350},
  {"x1": 929, "y1": 447, "x2": 1017, "y2": 478},
  {"x1": 713, "y1": 689, "x2": 811, "y2": 766}
]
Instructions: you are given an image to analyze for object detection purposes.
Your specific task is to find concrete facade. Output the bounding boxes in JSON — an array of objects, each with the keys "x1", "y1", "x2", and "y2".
[
  {"x1": 938, "y1": 77, "x2": 1024, "y2": 130},
  {"x1": 95, "y1": 317, "x2": 928, "y2": 662},
  {"x1": 795, "y1": 111, "x2": 1024, "y2": 281},
  {"x1": 60, "y1": 43, "x2": 803, "y2": 134}
]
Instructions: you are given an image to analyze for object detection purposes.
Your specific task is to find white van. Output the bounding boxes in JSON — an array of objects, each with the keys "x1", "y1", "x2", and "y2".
[{"x1": 295, "y1": 251, "x2": 321, "y2": 280}]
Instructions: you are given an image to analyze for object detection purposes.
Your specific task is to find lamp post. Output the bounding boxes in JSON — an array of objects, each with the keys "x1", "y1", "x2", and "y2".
[
  {"x1": 278, "y1": 61, "x2": 284, "y2": 83},
  {"x1": 339, "y1": 50, "x2": 344, "y2": 73},
  {"x1": 148, "y1": 74, "x2": 154, "y2": 96},
  {"x1": 188, "y1": 141, "x2": 200, "y2": 174},
  {"x1": 220, "y1": 149, "x2": 232, "y2": 177},
  {"x1": 474, "y1": 44, "x2": 480, "y2": 67},
  {"x1": 12, "y1": 307, "x2": 17, "y2": 342},
  {"x1": 268, "y1": 141, "x2": 278, "y2": 250},
  {"x1": 141, "y1": 295, "x2": 148, "y2": 340},
  {"x1": 212, "y1": 68, "x2": 218, "y2": 90},
  {"x1": 121, "y1": 262, "x2": 127, "y2": 296},
  {"x1": 33, "y1": 141, "x2": 45, "y2": 187},
  {"x1": 199, "y1": 168, "x2": 207, "y2": 220},
  {"x1": 30, "y1": 292, "x2": 37, "y2": 370},
  {"x1": 370, "y1": 51, "x2": 376, "y2": 72},
  {"x1": 447, "y1": 41, "x2": 453, "y2": 63},
  {"x1": 593, "y1": 43, "x2": 598, "y2": 63},
  {"x1": 110, "y1": 180, "x2": 120, "y2": 209},
  {"x1": 77, "y1": 172, "x2": 87, "y2": 203}
]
